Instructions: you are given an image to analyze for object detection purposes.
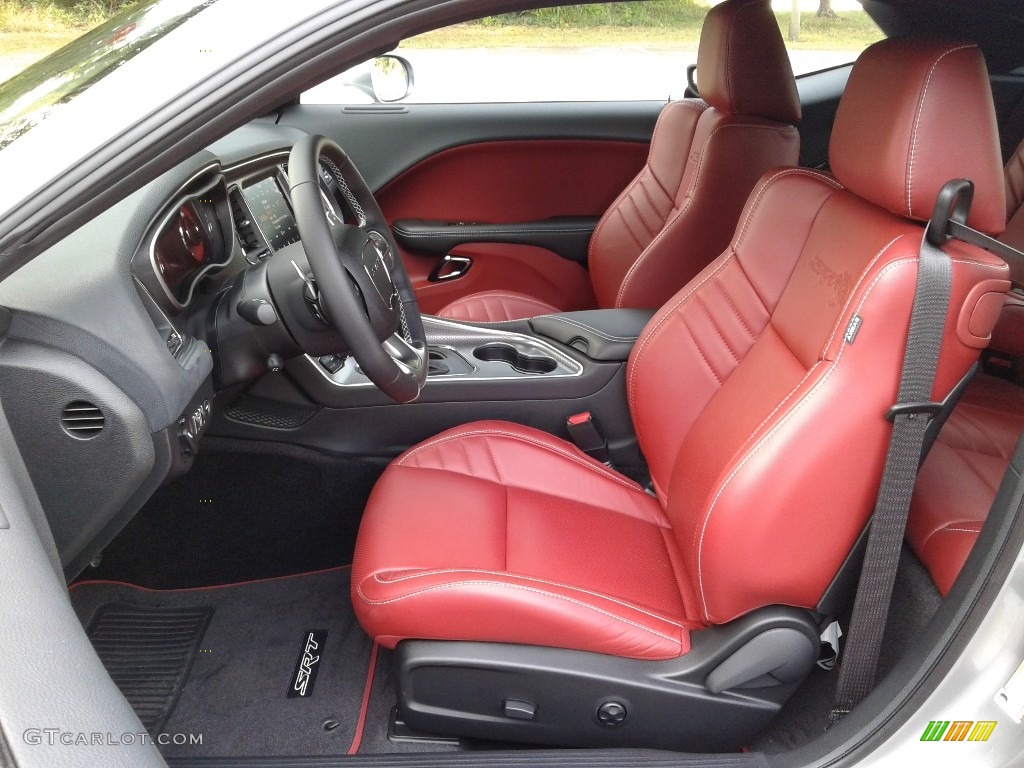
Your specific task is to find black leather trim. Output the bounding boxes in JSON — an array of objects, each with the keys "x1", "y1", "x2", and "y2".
[
  {"x1": 393, "y1": 217, "x2": 599, "y2": 263},
  {"x1": 530, "y1": 309, "x2": 655, "y2": 362}
]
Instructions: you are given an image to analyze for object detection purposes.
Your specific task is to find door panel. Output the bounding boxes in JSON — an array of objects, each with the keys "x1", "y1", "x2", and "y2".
[
  {"x1": 277, "y1": 102, "x2": 660, "y2": 190},
  {"x1": 277, "y1": 102, "x2": 658, "y2": 310},
  {"x1": 402, "y1": 242, "x2": 596, "y2": 316},
  {"x1": 374, "y1": 138, "x2": 645, "y2": 312}
]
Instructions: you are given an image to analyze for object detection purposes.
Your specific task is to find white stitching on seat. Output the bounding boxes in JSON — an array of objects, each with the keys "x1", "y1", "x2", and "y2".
[
  {"x1": 372, "y1": 570, "x2": 685, "y2": 627},
  {"x1": 626, "y1": 169, "x2": 839, "y2": 434},
  {"x1": 734, "y1": 169, "x2": 842, "y2": 249},
  {"x1": 397, "y1": 428, "x2": 645, "y2": 494},
  {"x1": 906, "y1": 44, "x2": 975, "y2": 217},
  {"x1": 695, "y1": 256, "x2": 919, "y2": 621},
  {"x1": 588, "y1": 101, "x2": 708, "y2": 289},
  {"x1": 355, "y1": 580, "x2": 683, "y2": 646},
  {"x1": 615, "y1": 123, "x2": 799, "y2": 308},
  {"x1": 822, "y1": 235, "x2": 907, "y2": 352},
  {"x1": 627, "y1": 256, "x2": 733, "y2": 433}
]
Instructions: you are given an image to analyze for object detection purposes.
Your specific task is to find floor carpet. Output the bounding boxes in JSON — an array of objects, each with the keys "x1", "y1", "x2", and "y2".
[
  {"x1": 77, "y1": 437, "x2": 384, "y2": 589},
  {"x1": 71, "y1": 568, "x2": 375, "y2": 758}
]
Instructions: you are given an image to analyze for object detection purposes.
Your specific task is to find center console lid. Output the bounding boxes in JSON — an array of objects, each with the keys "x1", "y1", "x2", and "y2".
[{"x1": 530, "y1": 309, "x2": 655, "y2": 362}]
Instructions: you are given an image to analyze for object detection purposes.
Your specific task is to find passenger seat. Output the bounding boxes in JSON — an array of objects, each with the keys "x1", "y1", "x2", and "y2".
[{"x1": 906, "y1": 138, "x2": 1024, "y2": 596}]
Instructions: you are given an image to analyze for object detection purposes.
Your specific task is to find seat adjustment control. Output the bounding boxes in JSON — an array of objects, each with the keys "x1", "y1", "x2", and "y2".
[
  {"x1": 596, "y1": 701, "x2": 627, "y2": 727},
  {"x1": 503, "y1": 699, "x2": 536, "y2": 721}
]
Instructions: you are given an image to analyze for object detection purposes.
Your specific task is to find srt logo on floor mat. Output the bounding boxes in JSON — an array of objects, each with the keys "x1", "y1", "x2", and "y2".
[{"x1": 288, "y1": 630, "x2": 327, "y2": 698}]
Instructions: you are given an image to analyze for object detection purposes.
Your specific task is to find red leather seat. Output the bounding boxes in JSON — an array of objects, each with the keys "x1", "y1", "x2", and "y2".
[
  {"x1": 437, "y1": 0, "x2": 801, "y2": 323},
  {"x1": 906, "y1": 137, "x2": 1024, "y2": 596},
  {"x1": 907, "y1": 375, "x2": 1024, "y2": 595},
  {"x1": 354, "y1": 38, "x2": 1010, "y2": 673}
]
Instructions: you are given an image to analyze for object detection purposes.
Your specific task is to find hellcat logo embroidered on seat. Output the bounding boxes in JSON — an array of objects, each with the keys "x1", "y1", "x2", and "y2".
[
  {"x1": 288, "y1": 630, "x2": 328, "y2": 698},
  {"x1": 810, "y1": 253, "x2": 854, "y2": 307}
]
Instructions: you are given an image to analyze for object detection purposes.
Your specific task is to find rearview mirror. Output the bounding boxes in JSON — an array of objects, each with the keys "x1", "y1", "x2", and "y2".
[{"x1": 370, "y1": 55, "x2": 414, "y2": 103}]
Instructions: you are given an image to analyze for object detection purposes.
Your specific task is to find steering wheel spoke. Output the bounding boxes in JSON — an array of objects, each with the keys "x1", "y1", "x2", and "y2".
[
  {"x1": 287, "y1": 135, "x2": 426, "y2": 403},
  {"x1": 383, "y1": 333, "x2": 429, "y2": 386}
]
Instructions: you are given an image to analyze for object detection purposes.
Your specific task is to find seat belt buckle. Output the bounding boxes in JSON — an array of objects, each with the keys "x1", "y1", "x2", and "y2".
[
  {"x1": 566, "y1": 411, "x2": 609, "y2": 464},
  {"x1": 885, "y1": 401, "x2": 943, "y2": 422}
]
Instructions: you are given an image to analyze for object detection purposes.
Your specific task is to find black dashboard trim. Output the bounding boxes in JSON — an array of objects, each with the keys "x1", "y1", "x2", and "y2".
[{"x1": 137, "y1": 164, "x2": 233, "y2": 311}]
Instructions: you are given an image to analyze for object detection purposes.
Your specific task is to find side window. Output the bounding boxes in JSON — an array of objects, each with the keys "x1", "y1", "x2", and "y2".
[{"x1": 302, "y1": 0, "x2": 885, "y2": 105}]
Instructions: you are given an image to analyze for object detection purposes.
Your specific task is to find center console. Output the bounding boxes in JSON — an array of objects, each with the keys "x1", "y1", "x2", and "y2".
[{"x1": 213, "y1": 309, "x2": 654, "y2": 465}]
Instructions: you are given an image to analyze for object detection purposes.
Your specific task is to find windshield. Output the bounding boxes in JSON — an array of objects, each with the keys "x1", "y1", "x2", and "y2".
[{"x1": 0, "y1": 0, "x2": 219, "y2": 151}]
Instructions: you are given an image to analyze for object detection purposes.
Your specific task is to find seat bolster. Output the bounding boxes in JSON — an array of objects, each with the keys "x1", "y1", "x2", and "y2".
[
  {"x1": 436, "y1": 290, "x2": 562, "y2": 322},
  {"x1": 396, "y1": 420, "x2": 666, "y2": 526},
  {"x1": 356, "y1": 567, "x2": 693, "y2": 660},
  {"x1": 611, "y1": 116, "x2": 799, "y2": 310},
  {"x1": 588, "y1": 100, "x2": 706, "y2": 308}
]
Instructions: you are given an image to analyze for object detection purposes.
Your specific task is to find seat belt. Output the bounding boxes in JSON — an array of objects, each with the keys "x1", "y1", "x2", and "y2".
[
  {"x1": 829, "y1": 180, "x2": 963, "y2": 723},
  {"x1": 832, "y1": 180, "x2": 1024, "y2": 722}
]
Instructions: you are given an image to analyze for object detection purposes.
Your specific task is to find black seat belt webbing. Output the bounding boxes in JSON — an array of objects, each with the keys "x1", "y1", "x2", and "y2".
[{"x1": 829, "y1": 181, "x2": 964, "y2": 722}]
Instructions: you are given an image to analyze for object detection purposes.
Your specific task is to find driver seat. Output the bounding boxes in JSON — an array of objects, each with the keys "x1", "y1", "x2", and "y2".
[
  {"x1": 352, "y1": 39, "x2": 1010, "y2": 750},
  {"x1": 435, "y1": 0, "x2": 801, "y2": 322}
]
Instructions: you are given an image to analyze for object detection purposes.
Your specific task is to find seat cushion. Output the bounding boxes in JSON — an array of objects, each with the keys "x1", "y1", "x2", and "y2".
[
  {"x1": 907, "y1": 374, "x2": 1024, "y2": 595},
  {"x1": 352, "y1": 421, "x2": 703, "y2": 660},
  {"x1": 436, "y1": 291, "x2": 562, "y2": 323}
]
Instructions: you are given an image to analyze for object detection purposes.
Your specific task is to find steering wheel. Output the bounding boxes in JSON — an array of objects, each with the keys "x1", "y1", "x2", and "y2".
[{"x1": 287, "y1": 135, "x2": 427, "y2": 403}]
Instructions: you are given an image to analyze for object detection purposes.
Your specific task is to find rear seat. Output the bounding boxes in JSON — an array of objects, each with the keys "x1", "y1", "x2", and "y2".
[{"x1": 906, "y1": 139, "x2": 1024, "y2": 596}]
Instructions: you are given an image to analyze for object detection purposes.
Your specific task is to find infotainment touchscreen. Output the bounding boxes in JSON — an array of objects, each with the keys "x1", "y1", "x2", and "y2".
[{"x1": 242, "y1": 176, "x2": 299, "y2": 252}]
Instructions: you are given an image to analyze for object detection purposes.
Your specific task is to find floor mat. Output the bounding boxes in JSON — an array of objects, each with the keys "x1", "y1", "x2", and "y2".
[
  {"x1": 87, "y1": 603, "x2": 212, "y2": 732},
  {"x1": 354, "y1": 647, "x2": 460, "y2": 755},
  {"x1": 71, "y1": 568, "x2": 374, "y2": 758}
]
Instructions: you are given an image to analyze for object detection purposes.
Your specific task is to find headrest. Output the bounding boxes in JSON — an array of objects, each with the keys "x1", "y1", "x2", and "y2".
[
  {"x1": 830, "y1": 38, "x2": 1006, "y2": 234},
  {"x1": 697, "y1": 0, "x2": 800, "y2": 124}
]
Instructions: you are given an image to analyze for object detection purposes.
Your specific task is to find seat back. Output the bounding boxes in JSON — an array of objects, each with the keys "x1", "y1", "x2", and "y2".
[
  {"x1": 1003, "y1": 136, "x2": 1024, "y2": 266},
  {"x1": 627, "y1": 39, "x2": 1010, "y2": 625},
  {"x1": 989, "y1": 138, "x2": 1024, "y2": 357},
  {"x1": 588, "y1": 0, "x2": 801, "y2": 311}
]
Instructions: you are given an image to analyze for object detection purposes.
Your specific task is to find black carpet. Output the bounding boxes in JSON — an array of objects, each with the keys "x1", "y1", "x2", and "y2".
[
  {"x1": 78, "y1": 437, "x2": 384, "y2": 588},
  {"x1": 71, "y1": 568, "x2": 374, "y2": 758}
]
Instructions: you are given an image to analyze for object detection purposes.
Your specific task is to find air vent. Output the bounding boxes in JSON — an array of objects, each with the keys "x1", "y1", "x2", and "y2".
[{"x1": 61, "y1": 401, "x2": 105, "y2": 440}]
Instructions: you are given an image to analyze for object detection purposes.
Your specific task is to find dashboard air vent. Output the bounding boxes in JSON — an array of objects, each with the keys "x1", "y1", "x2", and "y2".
[{"x1": 61, "y1": 401, "x2": 105, "y2": 440}]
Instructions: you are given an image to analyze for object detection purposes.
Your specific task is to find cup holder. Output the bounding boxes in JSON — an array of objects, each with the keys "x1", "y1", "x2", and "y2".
[{"x1": 473, "y1": 343, "x2": 557, "y2": 374}]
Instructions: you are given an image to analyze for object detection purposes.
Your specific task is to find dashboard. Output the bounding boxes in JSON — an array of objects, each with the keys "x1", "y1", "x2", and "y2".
[
  {"x1": 133, "y1": 149, "x2": 348, "y2": 323},
  {"x1": 0, "y1": 124, "x2": 357, "y2": 577}
]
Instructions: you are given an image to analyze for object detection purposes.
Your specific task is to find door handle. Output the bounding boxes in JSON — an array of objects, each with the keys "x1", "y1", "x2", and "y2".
[{"x1": 429, "y1": 254, "x2": 473, "y2": 282}]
